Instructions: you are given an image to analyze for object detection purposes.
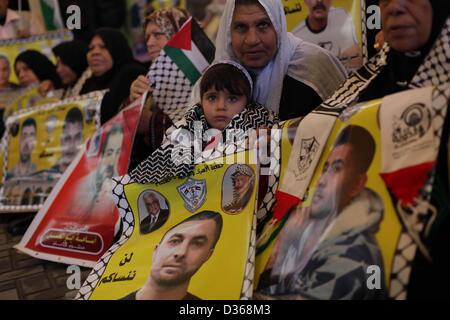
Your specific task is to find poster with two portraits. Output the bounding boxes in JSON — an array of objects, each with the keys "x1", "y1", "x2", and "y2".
[
  {"x1": 254, "y1": 87, "x2": 446, "y2": 300},
  {"x1": 0, "y1": 91, "x2": 105, "y2": 212},
  {"x1": 14, "y1": 96, "x2": 143, "y2": 267},
  {"x1": 76, "y1": 151, "x2": 259, "y2": 300}
]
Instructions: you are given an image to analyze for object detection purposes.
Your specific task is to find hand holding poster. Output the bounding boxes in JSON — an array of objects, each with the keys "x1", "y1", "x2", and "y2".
[
  {"x1": 15, "y1": 98, "x2": 142, "y2": 266},
  {"x1": 76, "y1": 153, "x2": 258, "y2": 300},
  {"x1": 0, "y1": 91, "x2": 104, "y2": 212}
]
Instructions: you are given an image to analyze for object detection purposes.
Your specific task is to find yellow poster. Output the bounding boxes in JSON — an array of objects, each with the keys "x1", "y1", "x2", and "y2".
[
  {"x1": 83, "y1": 153, "x2": 257, "y2": 300},
  {"x1": 254, "y1": 87, "x2": 445, "y2": 299},
  {"x1": 0, "y1": 30, "x2": 73, "y2": 84},
  {"x1": 0, "y1": 91, "x2": 103, "y2": 212},
  {"x1": 284, "y1": 0, "x2": 364, "y2": 73}
]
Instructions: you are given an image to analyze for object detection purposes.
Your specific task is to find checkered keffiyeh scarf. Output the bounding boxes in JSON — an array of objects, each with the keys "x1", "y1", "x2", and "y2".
[{"x1": 130, "y1": 103, "x2": 279, "y2": 184}]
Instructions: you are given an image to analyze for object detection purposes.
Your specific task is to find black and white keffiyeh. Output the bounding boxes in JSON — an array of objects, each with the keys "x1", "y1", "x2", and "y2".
[
  {"x1": 130, "y1": 103, "x2": 279, "y2": 184},
  {"x1": 147, "y1": 50, "x2": 193, "y2": 123}
]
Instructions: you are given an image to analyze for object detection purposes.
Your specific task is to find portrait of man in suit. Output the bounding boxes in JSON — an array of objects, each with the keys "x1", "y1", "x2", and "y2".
[{"x1": 139, "y1": 191, "x2": 170, "y2": 234}]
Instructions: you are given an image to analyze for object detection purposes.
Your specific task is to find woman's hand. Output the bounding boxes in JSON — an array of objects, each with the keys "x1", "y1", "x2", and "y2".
[
  {"x1": 38, "y1": 80, "x2": 54, "y2": 97},
  {"x1": 130, "y1": 75, "x2": 150, "y2": 101}
]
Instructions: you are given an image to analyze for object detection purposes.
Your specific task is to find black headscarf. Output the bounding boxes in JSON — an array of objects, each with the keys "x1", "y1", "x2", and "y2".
[
  {"x1": 80, "y1": 27, "x2": 147, "y2": 123},
  {"x1": 80, "y1": 27, "x2": 136, "y2": 94},
  {"x1": 358, "y1": 0, "x2": 449, "y2": 102},
  {"x1": 92, "y1": 27, "x2": 134, "y2": 72},
  {"x1": 52, "y1": 40, "x2": 89, "y2": 80},
  {"x1": 14, "y1": 50, "x2": 62, "y2": 89}
]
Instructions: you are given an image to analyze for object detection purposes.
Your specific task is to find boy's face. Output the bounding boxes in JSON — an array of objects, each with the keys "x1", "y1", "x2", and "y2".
[{"x1": 202, "y1": 88, "x2": 247, "y2": 131}]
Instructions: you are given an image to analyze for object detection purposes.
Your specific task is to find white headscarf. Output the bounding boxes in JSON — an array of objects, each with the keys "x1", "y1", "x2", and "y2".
[{"x1": 192, "y1": 0, "x2": 347, "y2": 114}]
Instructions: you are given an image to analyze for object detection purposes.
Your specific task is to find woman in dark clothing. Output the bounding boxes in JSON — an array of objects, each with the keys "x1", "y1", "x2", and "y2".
[
  {"x1": 80, "y1": 27, "x2": 147, "y2": 124},
  {"x1": 128, "y1": 7, "x2": 190, "y2": 102},
  {"x1": 357, "y1": 0, "x2": 449, "y2": 102},
  {"x1": 14, "y1": 50, "x2": 62, "y2": 92},
  {"x1": 52, "y1": 39, "x2": 89, "y2": 98}
]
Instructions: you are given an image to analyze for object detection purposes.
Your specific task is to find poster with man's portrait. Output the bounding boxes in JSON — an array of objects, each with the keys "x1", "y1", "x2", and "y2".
[
  {"x1": 284, "y1": 0, "x2": 365, "y2": 73},
  {"x1": 254, "y1": 87, "x2": 444, "y2": 300},
  {"x1": 14, "y1": 98, "x2": 142, "y2": 267},
  {"x1": 76, "y1": 154, "x2": 258, "y2": 300},
  {"x1": 0, "y1": 91, "x2": 104, "y2": 212},
  {"x1": 0, "y1": 30, "x2": 72, "y2": 84}
]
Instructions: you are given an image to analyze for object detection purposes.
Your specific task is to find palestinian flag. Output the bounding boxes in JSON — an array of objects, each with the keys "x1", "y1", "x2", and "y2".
[
  {"x1": 30, "y1": 0, "x2": 64, "y2": 31},
  {"x1": 164, "y1": 17, "x2": 215, "y2": 85},
  {"x1": 148, "y1": 17, "x2": 215, "y2": 123}
]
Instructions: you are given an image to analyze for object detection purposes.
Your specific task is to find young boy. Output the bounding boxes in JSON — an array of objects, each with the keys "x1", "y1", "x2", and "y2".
[{"x1": 130, "y1": 60, "x2": 279, "y2": 184}]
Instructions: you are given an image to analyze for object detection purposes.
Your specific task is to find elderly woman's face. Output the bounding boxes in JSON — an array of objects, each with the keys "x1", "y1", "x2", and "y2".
[
  {"x1": 380, "y1": 0, "x2": 433, "y2": 52},
  {"x1": 87, "y1": 36, "x2": 114, "y2": 77},
  {"x1": 56, "y1": 57, "x2": 77, "y2": 86},
  {"x1": 145, "y1": 22, "x2": 169, "y2": 63},
  {"x1": 231, "y1": 2, "x2": 277, "y2": 69}
]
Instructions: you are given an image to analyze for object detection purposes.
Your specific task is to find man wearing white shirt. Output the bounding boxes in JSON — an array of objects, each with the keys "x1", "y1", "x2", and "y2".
[
  {"x1": 258, "y1": 125, "x2": 385, "y2": 299},
  {"x1": 291, "y1": 0, "x2": 362, "y2": 73},
  {"x1": 140, "y1": 192, "x2": 169, "y2": 234},
  {"x1": 0, "y1": 0, "x2": 45, "y2": 40}
]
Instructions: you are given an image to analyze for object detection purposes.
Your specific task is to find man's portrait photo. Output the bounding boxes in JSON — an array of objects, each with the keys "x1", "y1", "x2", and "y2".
[
  {"x1": 222, "y1": 164, "x2": 255, "y2": 214},
  {"x1": 51, "y1": 107, "x2": 84, "y2": 174},
  {"x1": 138, "y1": 190, "x2": 170, "y2": 235},
  {"x1": 121, "y1": 210, "x2": 223, "y2": 300},
  {"x1": 68, "y1": 122, "x2": 124, "y2": 221},
  {"x1": 258, "y1": 125, "x2": 385, "y2": 300},
  {"x1": 291, "y1": 0, "x2": 362, "y2": 72},
  {"x1": 6, "y1": 117, "x2": 37, "y2": 180}
]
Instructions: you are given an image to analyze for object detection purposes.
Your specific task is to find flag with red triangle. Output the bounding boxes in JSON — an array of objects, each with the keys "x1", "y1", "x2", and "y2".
[
  {"x1": 147, "y1": 17, "x2": 215, "y2": 123},
  {"x1": 164, "y1": 17, "x2": 215, "y2": 85}
]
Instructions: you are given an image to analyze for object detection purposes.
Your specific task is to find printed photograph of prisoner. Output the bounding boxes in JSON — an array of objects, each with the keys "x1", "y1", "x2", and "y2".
[{"x1": 257, "y1": 125, "x2": 386, "y2": 300}]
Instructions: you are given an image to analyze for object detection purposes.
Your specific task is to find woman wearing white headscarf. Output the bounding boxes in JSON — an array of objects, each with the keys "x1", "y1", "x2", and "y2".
[{"x1": 191, "y1": 0, "x2": 347, "y2": 120}]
